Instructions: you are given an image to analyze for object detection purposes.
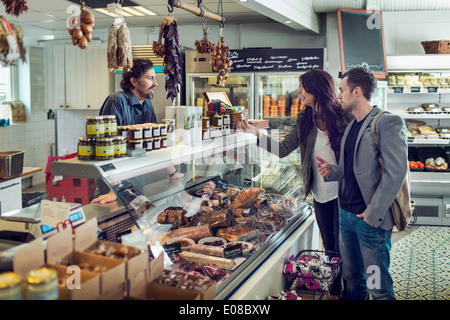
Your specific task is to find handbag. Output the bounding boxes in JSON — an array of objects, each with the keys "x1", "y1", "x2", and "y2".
[{"x1": 370, "y1": 111, "x2": 413, "y2": 231}]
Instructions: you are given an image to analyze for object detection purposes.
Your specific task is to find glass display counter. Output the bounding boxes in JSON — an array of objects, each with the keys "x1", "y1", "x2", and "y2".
[{"x1": 45, "y1": 132, "x2": 313, "y2": 298}]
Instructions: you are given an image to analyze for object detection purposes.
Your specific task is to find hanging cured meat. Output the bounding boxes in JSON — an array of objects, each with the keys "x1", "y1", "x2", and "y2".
[
  {"x1": 1, "y1": 0, "x2": 28, "y2": 17},
  {"x1": 0, "y1": 16, "x2": 26, "y2": 65},
  {"x1": 107, "y1": 4, "x2": 132, "y2": 72},
  {"x1": 67, "y1": 2, "x2": 95, "y2": 50},
  {"x1": 162, "y1": 16, "x2": 182, "y2": 102}
]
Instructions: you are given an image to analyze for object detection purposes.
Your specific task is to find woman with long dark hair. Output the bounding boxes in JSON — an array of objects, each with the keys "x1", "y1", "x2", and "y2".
[{"x1": 239, "y1": 70, "x2": 350, "y2": 295}]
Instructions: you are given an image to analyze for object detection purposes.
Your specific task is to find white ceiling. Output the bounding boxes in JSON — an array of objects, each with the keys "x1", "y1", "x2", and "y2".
[{"x1": 0, "y1": 0, "x2": 275, "y2": 32}]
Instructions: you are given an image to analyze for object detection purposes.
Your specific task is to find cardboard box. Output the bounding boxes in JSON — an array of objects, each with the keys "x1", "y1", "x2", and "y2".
[
  {"x1": 46, "y1": 263, "x2": 100, "y2": 300},
  {"x1": 0, "y1": 101, "x2": 26, "y2": 124},
  {"x1": 248, "y1": 119, "x2": 269, "y2": 129},
  {"x1": 129, "y1": 253, "x2": 215, "y2": 300},
  {"x1": 13, "y1": 231, "x2": 101, "y2": 300},
  {"x1": 48, "y1": 219, "x2": 126, "y2": 296},
  {"x1": 75, "y1": 219, "x2": 149, "y2": 280}
]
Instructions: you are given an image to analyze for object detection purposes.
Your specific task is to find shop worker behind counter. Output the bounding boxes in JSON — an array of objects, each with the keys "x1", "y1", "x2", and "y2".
[
  {"x1": 92, "y1": 58, "x2": 182, "y2": 204},
  {"x1": 316, "y1": 67, "x2": 408, "y2": 300}
]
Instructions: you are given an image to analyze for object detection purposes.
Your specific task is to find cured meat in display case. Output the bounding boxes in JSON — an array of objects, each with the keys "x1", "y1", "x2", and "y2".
[{"x1": 43, "y1": 133, "x2": 315, "y2": 299}]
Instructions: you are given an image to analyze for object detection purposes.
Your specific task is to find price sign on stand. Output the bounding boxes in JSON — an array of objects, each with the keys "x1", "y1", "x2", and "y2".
[{"x1": 40, "y1": 200, "x2": 71, "y2": 228}]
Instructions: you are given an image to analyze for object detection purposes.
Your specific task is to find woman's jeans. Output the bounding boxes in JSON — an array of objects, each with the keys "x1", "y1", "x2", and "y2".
[
  {"x1": 314, "y1": 198, "x2": 341, "y2": 295},
  {"x1": 339, "y1": 208, "x2": 395, "y2": 300}
]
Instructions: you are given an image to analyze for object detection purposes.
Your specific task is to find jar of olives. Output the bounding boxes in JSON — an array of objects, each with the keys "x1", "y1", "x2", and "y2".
[
  {"x1": 78, "y1": 137, "x2": 95, "y2": 160},
  {"x1": 113, "y1": 136, "x2": 127, "y2": 158},
  {"x1": 86, "y1": 116, "x2": 105, "y2": 138},
  {"x1": 95, "y1": 137, "x2": 114, "y2": 160},
  {"x1": 104, "y1": 115, "x2": 117, "y2": 137}
]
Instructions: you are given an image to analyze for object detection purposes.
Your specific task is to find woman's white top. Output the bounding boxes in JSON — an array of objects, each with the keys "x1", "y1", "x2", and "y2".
[{"x1": 311, "y1": 127, "x2": 338, "y2": 203}]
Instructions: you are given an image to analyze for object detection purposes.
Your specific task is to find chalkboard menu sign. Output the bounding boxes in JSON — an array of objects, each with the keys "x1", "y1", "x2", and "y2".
[
  {"x1": 227, "y1": 48, "x2": 324, "y2": 73},
  {"x1": 337, "y1": 9, "x2": 388, "y2": 78}
]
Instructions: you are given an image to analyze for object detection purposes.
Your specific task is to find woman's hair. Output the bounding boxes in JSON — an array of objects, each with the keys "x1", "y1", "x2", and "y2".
[
  {"x1": 298, "y1": 69, "x2": 344, "y2": 152},
  {"x1": 120, "y1": 59, "x2": 154, "y2": 91}
]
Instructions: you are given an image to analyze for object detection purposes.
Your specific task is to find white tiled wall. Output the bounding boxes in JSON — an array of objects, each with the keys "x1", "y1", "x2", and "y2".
[
  {"x1": 55, "y1": 108, "x2": 99, "y2": 156},
  {"x1": 0, "y1": 113, "x2": 55, "y2": 185}
]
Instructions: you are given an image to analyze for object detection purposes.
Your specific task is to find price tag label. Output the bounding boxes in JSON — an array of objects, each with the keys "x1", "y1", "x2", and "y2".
[
  {"x1": 224, "y1": 244, "x2": 243, "y2": 259},
  {"x1": 243, "y1": 178, "x2": 252, "y2": 188},
  {"x1": 217, "y1": 178, "x2": 228, "y2": 190},
  {"x1": 393, "y1": 87, "x2": 404, "y2": 93},
  {"x1": 427, "y1": 86, "x2": 438, "y2": 93},
  {"x1": 163, "y1": 243, "x2": 181, "y2": 255},
  {"x1": 410, "y1": 86, "x2": 421, "y2": 93}
]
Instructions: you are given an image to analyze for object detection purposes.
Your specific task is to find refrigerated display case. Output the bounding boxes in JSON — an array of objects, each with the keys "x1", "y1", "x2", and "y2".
[
  {"x1": 186, "y1": 72, "x2": 255, "y2": 116},
  {"x1": 255, "y1": 72, "x2": 304, "y2": 136},
  {"x1": 44, "y1": 132, "x2": 314, "y2": 299}
]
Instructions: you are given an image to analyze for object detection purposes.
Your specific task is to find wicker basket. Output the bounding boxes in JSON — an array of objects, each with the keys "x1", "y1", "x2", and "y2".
[{"x1": 421, "y1": 40, "x2": 450, "y2": 54}]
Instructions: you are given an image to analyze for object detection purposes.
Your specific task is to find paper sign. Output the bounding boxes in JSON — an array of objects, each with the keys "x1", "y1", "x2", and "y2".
[{"x1": 40, "y1": 200, "x2": 70, "y2": 227}]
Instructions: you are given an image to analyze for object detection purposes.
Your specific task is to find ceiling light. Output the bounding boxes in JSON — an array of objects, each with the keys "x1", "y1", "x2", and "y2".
[
  {"x1": 95, "y1": 8, "x2": 132, "y2": 17},
  {"x1": 134, "y1": 6, "x2": 157, "y2": 16},
  {"x1": 285, "y1": 20, "x2": 292, "y2": 24},
  {"x1": 240, "y1": 0, "x2": 248, "y2": 2},
  {"x1": 122, "y1": 7, "x2": 145, "y2": 16}
]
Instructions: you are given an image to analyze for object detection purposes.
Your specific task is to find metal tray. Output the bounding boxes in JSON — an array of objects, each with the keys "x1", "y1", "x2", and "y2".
[{"x1": 0, "y1": 151, "x2": 24, "y2": 178}]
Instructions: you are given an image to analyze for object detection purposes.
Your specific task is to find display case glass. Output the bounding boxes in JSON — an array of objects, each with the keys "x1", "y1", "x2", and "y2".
[
  {"x1": 186, "y1": 73, "x2": 255, "y2": 116},
  {"x1": 48, "y1": 132, "x2": 311, "y2": 298},
  {"x1": 255, "y1": 72, "x2": 304, "y2": 136}
]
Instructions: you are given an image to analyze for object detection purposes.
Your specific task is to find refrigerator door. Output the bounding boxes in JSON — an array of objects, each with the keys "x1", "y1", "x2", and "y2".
[
  {"x1": 255, "y1": 72, "x2": 304, "y2": 133},
  {"x1": 186, "y1": 73, "x2": 255, "y2": 117},
  {"x1": 371, "y1": 80, "x2": 388, "y2": 110}
]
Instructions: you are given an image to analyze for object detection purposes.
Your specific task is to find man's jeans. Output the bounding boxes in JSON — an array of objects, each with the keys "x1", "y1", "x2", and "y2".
[{"x1": 339, "y1": 208, "x2": 395, "y2": 300}]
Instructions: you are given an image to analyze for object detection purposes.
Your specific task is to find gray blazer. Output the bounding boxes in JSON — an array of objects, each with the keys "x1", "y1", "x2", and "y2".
[{"x1": 327, "y1": 106, "x2": 408, "y2": 230}]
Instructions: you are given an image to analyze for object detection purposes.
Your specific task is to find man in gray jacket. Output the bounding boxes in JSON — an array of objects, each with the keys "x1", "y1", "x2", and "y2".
[{"x1": 316, "y1": 67, "x2": 408, "y2": 300}]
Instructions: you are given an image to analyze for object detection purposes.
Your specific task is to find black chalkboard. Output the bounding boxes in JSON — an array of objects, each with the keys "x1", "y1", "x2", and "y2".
[
  {"x1": 338, "y1": 9, "x2": 388, "y2": 78},
  {"x1": 227, "y1": 48, "x2": 324, "y2": 73}
]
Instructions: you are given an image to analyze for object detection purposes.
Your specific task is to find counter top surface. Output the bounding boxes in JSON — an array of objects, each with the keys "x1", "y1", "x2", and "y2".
[{"x1": 0, "y1": 167, "x2": 42, "y2": 183}]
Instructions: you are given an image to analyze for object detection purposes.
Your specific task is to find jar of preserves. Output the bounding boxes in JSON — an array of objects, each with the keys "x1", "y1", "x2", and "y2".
[
  {"x1": 161, "y1": 136, "x2": 168, "y2": 148},
  {"x1": 213, "y1": 114, "x2": 223, "y2": 127},
  {"x1": 152, "y1": 124, "x2": 161, "y2": 137},
  {"x1": 78, "y1": 137, "x2": 95, "y2": 160},
  {"x1": 113, "y1": 136, "x2": 127, "y2": 158},
  {"x1": 0, "y1": 272, "x2": 22, "y2": 300},
  {"x1": 143, "y1": 138, "x2": 153, "y2": 151},
  {"x1": 127, "y1": 139, "x2": 143, "y2": 151},
  {"x1": 142, "y1": 125, "x2": 153, "y2": 139},
  {"x1": 153, "y1": 136, "x2": 161, "y2": 150},
  {"x1": 202, "y1": 117, "x2": 210, "y2": 130},
  {"x1": 117, "y1": 126, "x2": 128, "y2": 137},
  {"x1": 127, "y1": 125, "x2": 143, "y2": 140},
  {"x1": 25, "y1": 268, "x2": 58, "y2": 300},
  {"x1": 86, "y1": 116, "x2": 105, "y2": 138},
  {"x1": 223, "y1": 114, "x2": 230, "y2": 126},
  {"x1": 104, "y1": 115, "x2": 117, "y2": 137},
  {"x1": 95, "y1": 137, "x2": 114, "y2": 160},
  {"x1": 160, "y1": 123, "x2": 168, "y2": 136}
]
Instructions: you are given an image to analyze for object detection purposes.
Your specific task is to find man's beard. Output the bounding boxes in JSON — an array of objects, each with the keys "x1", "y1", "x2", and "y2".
[{"x1": 138, "y1": 86, "x2": 155, "y2": 100}]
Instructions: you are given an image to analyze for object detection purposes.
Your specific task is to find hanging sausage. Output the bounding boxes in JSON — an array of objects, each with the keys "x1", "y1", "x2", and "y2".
[{"x1": 107, "y1": 2, "x2": 132, "y2": 72}]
